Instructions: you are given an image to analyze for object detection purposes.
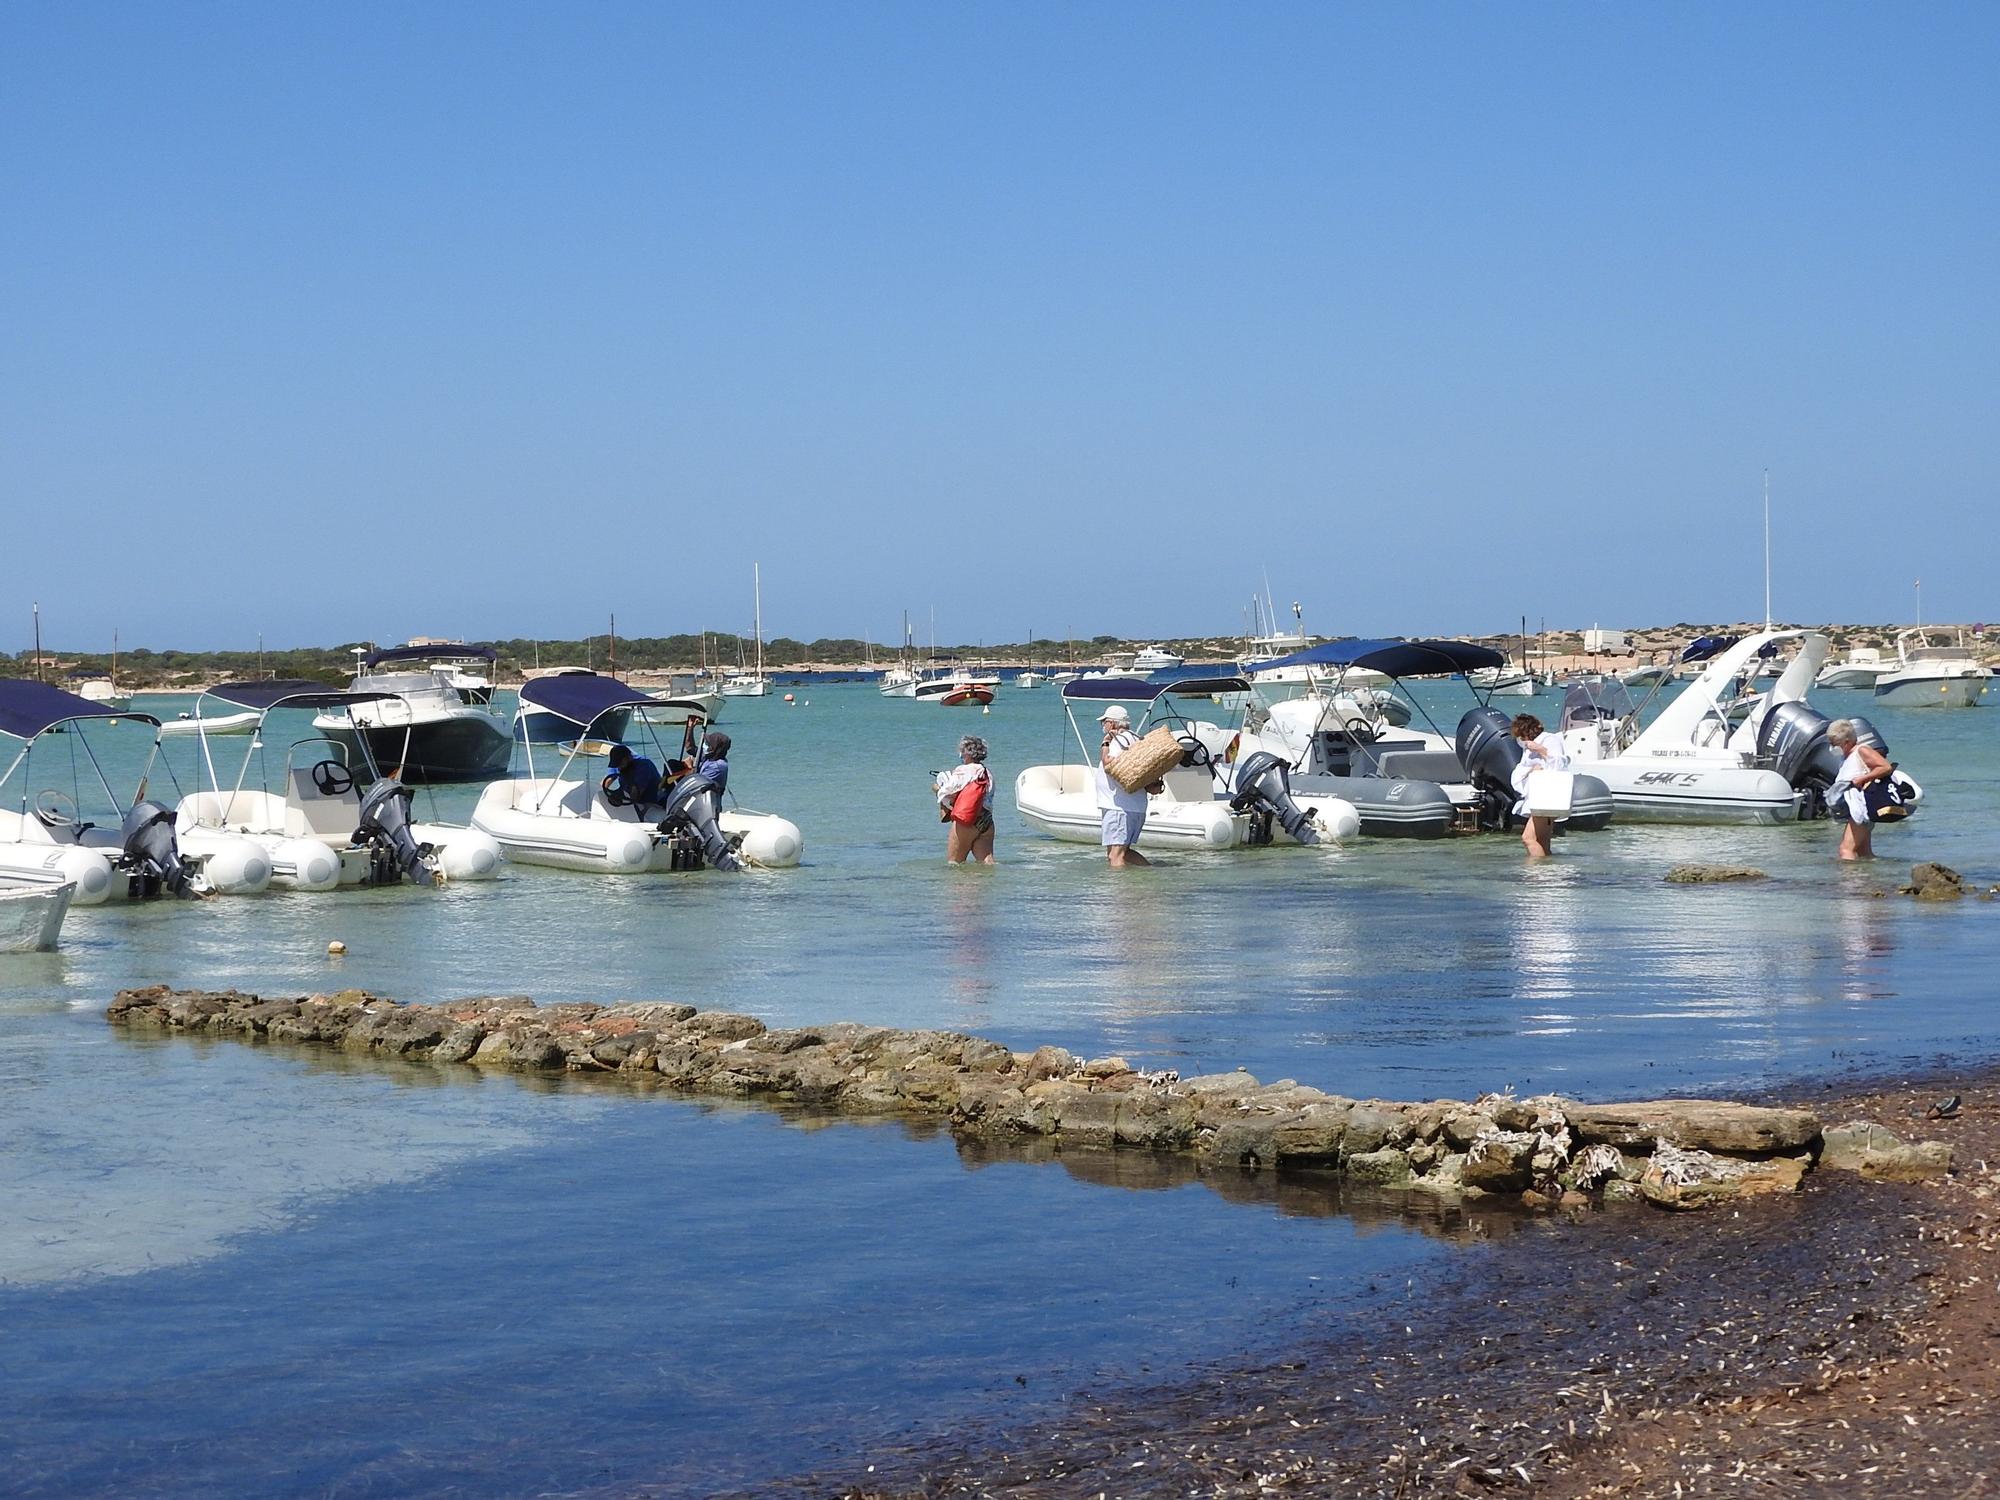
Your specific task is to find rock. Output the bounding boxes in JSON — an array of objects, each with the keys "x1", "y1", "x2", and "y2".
[
  {"x1": 1205, "y1": 1116, "x2": 1282, "y2": 1170},
  {"x1": 1820, "y1": 1121, "x2": 1954, "y2": 1181},
  {"x1": 1343, "y1": 1104, "x2": 1414, "y2": 1154},
  {"x1": 343, "y1": 1006, "x2": 451, "y2": 1056},
  {"x1": 1081, "y1": 1055, "x2": 1131, "y2": 1078},
  {"x1": 1177, "y1": 1069, "x2": 1260, "y2": 1101},
  {"x1": 1272, "y1": 1102, "x2": 1351, "y2": 1167},
  {"x1": 1020, "y1": 1045, "x2": 1077, "y2": 1083},
  {"x1": 1564, "y1": 1142, "x2": 1628, "y2": 1191},
  {"x1": 1567, "y1": 1099, "x2": 1820, "y2": 1155},
  {"x1": 1408, "y1": 1152, "x2": 1467, "y2": 1196},
  {"x1": 1665, "y1": 863, "x2": 1768, "y2": 884},
  {"x1": 1114, "y1": 1092, "x2": 1198, "y2": 1150},
  {"x1": 430, "y1": 1022, "x2": 487, "y2": 1064},
  {"x1": 1462, "y1": 1131, "x2": 1536, "y2": 1192},
  {"x1": 682, "y1": 1011, "x2": 766, "y2": 1042},
  {"x1": 1442, "y1": 1112, "x2": 1497, "y2": 1150},
  {"x1": 1901, "y1": 862, "x2": 1966, "y2": 901},
  {"x1": 1519, "y1": 1187, "x2": 1557, "y2": 1211},
  {"x1": 1407, "y1": 1100, "x2": 1463, "y2": 1144},
  {"x1": 1345, "y1": 1147, "x2": 1412, "y2": 1186},
  {"x1": 1639, "y1": 1142, "x2": 1808, "y2": 1210}
]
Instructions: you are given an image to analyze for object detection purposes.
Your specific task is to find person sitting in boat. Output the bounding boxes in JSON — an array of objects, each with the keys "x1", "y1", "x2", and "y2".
[
  {"x1": 602, "y1": 744, "x2": 663, "y2": 810},
  {"x1": 667, "y1": 731, "x2": 731, "y2": 795},
  {"x1": 1509, "y1": 713, "x2": 1570, "y2": 858}
]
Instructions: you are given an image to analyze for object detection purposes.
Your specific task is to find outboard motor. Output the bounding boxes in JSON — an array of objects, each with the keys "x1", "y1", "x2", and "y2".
[
  {"x1": 1755, "y1": 701, "x2": 1835, "y2": 786},
  {"x1": 355, "y1": 778, "x2": 440, "y2": 886},
  {"x1": 1758, "y1": 704, "x2": 1895, "y2": 818},
  {"x1": 657, "y1": 774, "x2": 742, "y2": 872},
  {"x1": 1455, "y1": 707, "x2": 1524, "y2": 830},
  {"x1": 119, "y1": 800, "x2": 202, "y2": 898},
  {"x1": 1228, "y1": 751, "x2": 1320, "y2": 846}
]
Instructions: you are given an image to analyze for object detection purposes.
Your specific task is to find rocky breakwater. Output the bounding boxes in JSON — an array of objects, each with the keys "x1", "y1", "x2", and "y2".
[{"x1": 106, "y1": 986, "x2": 1954, "y2": 1210}]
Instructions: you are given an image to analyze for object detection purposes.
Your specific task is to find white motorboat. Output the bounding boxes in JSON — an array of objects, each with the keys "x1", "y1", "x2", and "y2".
[
  {"x1": 1131, "y1": 645, "x2": 1185, "y2": 672},
  {"x1": 1814, "y1": 646, "x2": 1885, "y2": 690},
  {"x1": 1011, "y1": 671, "x2": 1048, "y2": 690},
  {"x1": 312, "y1": 644, "x2": 514, "y2": 784},
  {"x1": 720, "y1": 564, "x2": 774, "y2": 697},
  {"x1": 1619, "y1": 660, "x2": 1677, "y2": 690},
  {"x1": 1015, "y1": 676, "x2": 1360, "y2": 850},
  {"x1": 913, "y1": 669, "x2": 998, "y2": 706},
  {"x1": 0, "y1": 878, "x2": 74, "y2": 952},
  {"x1": 0, "y1": 681, "x2": 270, "y2": 902},
  {"x1": 75, "y1": 679, "x2": 130, "y2": 711},
  {"x1": 878, "y1": 668, "x2": 919, "y2": 698},
  {"x1": 178, "y1": 681, "x2": 502, "y2": 890},
  {"x1": 640, "y1": 685, "x2": 723, "y2": 726},
  {"x1": 157, "y1": 706, "x2": 260, "y2": 738},
  {"x1": 1466, "y1": 666, "x2": 1544, "y2": 696},
  {"x1": 1231, "y1": 639, "x2": 1614, "y2": 839},
  {"x1": 1555, "y1": 630, "x2": 1901, "y2": 823},
  {"x1": 1872, "y1": 630, "x2": 1989, "y2": 708},
  {"x1": 474, "y1": 673, "x2": 801, "y2": 873}
]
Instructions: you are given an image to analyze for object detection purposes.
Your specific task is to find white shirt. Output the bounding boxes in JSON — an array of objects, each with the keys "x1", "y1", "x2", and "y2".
[
  {"x1": 935, "y1": 761, "x2": 990, "y2": 811},
  {"x1": 1095, "y1": 728, "x2": 1151, "y2": 814}
]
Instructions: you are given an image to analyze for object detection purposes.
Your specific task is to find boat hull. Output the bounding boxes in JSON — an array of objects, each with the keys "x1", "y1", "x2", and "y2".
[
  {"x1": 324, "y1": 718, "x2": 515, "y2": 785},
  {"x1": 472, "y1": 779, "x2": 803, "y2": 871},
  {"x1": 1588, "y1": 762, "x2": 1803, "y2": 824},
  {"x1": 1873, "y1": 671, "x2": 1988, "y2": 707},
  {"x1": 1013, "y1": 767, "x2": 1357, "y2": 849},
  {"x1": 0, "y1": 880, "x2": 75, "y2": 951}
]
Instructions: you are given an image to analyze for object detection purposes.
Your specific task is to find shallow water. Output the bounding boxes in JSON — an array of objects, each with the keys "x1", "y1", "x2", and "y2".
[{"x1": 2, "y1": 678, "x2": 1995, "y2": 1494}]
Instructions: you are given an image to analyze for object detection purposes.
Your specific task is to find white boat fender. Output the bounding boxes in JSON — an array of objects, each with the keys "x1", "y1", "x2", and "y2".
[
  {"x1": 278, "y1": 837, "x2": 344, "y2": 892},
  {"x1": 200, "y1": 839, "x2": 274, "y2": 895},
  {"x1": 39, "y1": 847, "x2": 118, "y2": 905}
]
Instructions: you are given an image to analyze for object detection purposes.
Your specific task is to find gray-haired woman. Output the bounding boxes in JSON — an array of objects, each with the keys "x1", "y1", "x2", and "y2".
[
  {"x1": 935, "y1": 735, "x2": 997, "y2": 864},
  {"x1": 1827, "y1": 719, "x2": 1892, "y2": 861}
]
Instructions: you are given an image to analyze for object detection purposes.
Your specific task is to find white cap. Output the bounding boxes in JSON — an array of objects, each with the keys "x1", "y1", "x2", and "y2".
[{"x1": 1097, "y1": 704, "x2": 1130, "y2": 725}]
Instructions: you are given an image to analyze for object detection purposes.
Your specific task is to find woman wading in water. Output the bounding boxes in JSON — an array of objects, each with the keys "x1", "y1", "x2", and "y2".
[
  {"x1": 935, "y1": 735, "x2": 997, "y2": 864},
  {"x1": 1509, "y1": 713, "x2": 1569, "y2": 858},
  {"x1": 1826, "y1": 717, "x2": 1893, "y2": 860}
]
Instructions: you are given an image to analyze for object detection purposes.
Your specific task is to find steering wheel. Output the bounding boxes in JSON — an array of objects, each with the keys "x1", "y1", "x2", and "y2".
[
  {"x1": 32, "y1": 789, "x2": 78, "y2": 827},
  {"x1": 600, "y1": 773, "x2": 632, "y2": 807},
  {"x1": 1339, "y1": 713, "x2": 1380, "y2": 744},
  {"x1": 310, "y1": 760, "x2": 355, "y2": 797},
  {"x1": 1175, "y1": 733, "x2": 1213, "y2": 769}
]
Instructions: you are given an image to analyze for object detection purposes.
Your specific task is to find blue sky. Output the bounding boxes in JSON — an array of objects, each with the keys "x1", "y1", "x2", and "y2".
[{"x1": 4, "y1": 3, "x2": 1992, "y2": 651}]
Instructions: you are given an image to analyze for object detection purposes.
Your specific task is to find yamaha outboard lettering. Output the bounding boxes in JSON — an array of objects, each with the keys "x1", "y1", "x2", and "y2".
[
  {"x1": 658, "y1": 774, "x2": 742, "y2": 872},
  {"x1": 1229, "y1": 751, "x2": 1321, "y2": 846},
  {"x1": 119, "y1": 800, "x2": 202, "y2": 898},
  {"x1": 355, "y1": 779, "x2": 441, "y2": 885}
]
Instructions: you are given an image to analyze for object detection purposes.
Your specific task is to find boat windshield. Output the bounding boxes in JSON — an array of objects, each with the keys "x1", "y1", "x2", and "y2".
[{"x1": 1559, "y1": 676, "x2": 1635, "y2": 731}]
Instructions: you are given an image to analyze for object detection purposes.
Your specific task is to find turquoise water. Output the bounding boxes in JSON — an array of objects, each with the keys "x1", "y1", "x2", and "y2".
[{"x1": 2, "y1": 679, "x2": 1995, "y2": 1494}]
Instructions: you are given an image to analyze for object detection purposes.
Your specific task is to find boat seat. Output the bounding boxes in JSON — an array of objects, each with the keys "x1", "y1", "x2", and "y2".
[
  {"x1": 1157, "y1": 766, "x2": 1213, "y2": 804},
  {"x1": 286, "y1": 768, "x2": 362, "y2": 842},
  {"x1": 1372, "y1": 750, "x2": 1466, "y2": 783}
]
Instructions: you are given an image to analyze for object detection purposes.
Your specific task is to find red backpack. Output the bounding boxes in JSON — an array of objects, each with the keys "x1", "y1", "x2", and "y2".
[{"x1": 949, "y1": 768, "x2": 989, "y2": 824}]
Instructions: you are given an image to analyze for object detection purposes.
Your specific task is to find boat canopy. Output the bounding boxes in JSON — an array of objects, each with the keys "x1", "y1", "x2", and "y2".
[
  {"x1": 1060, "y1": 676, "x2": 1174, "y2": 702},
  {"x1": 1255, "y1": 638, "x2": 1505, "y2": 678},
  {"x1": 1680, "y1": 634, "x2": 1739, "y2": 664},
  {"x1": 0, "y1": 680, "x2": 160, "y2": 741},
  {"x1": 1158, "y1": 676, "x2": 1252, "y2": 698},
  {"x1": 201, "y1": 680, "x2": 400, "y2": 712},
  {"x1": 517, "y1": 671, "x2": 655, "y2": 729},
  {"x1": 362, "y1": 644, "x2": 497, "y2": 669}
]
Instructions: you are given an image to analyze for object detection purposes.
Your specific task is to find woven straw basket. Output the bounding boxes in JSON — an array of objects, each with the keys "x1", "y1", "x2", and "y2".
[{"x1": 1106, "y1": 725, "x2": 1186, "y2": 793}]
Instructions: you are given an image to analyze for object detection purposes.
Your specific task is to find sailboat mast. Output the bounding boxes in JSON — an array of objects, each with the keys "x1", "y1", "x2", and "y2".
[
  {"x1": 31, "y1": 603, "x2": 42, "y2": 682},
  {"x1": 753, "y1": 564, "x2": 764, "y2": 679},
  {"x1": 111, "y1": 629, "x2": 119, "y2": 693},
  {"x1": 609, "y1": 614, "x2": 616, "y2": 677},
  {"x1": 1763, "y1": 469, "x2": 1772, "y2": 630}
]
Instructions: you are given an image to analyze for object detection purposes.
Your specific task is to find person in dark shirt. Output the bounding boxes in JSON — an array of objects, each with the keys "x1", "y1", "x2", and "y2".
[{"x1": 603, "y1": 743, "x2": 662, "y2": 809}]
